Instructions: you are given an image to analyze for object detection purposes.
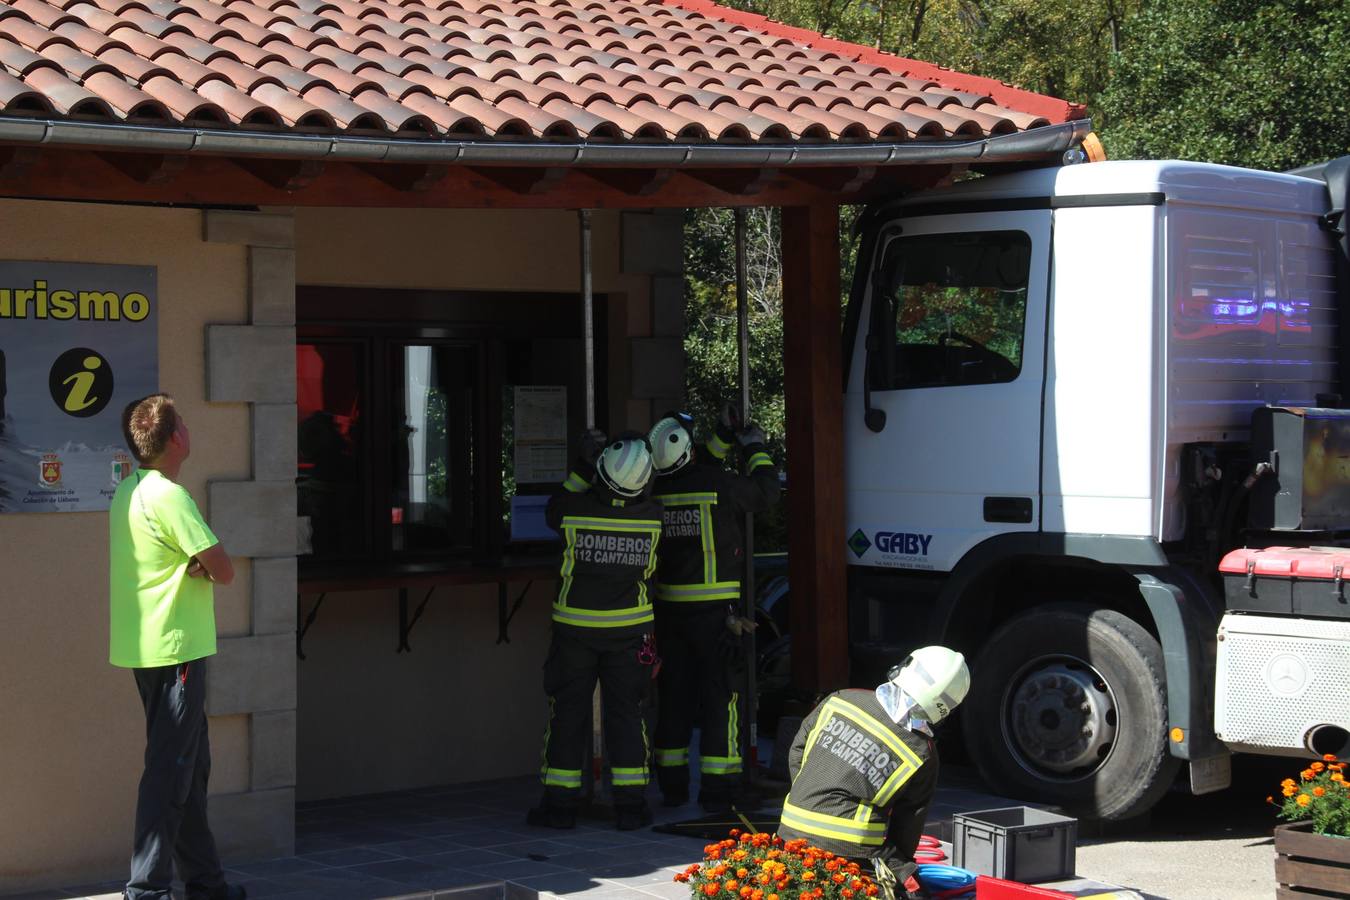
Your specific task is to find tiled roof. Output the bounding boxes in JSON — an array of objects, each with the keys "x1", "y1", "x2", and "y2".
[{"x1": 0, "y1": 0, "x2": 1084, "y2": 146}]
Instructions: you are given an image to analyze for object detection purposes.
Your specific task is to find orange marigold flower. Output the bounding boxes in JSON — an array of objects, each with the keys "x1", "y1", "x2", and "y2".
[
  {"x1": 757, "y1": 874, "x2": 771, "y2": 886},
  {"x1": 1284, "y1": 784, "x2": 1299, "y2": 797},
  {"x1": 842, "y1": 891, "x2": 854, "y2": 899},
  {"x1": 1312, "y1": 762, "x2": 1326, "y2": 772},
  {"x1": 866, "y1": 886, "x2": 880, "y2": 897},
  {"x1": 768, "y1": 894, "x2": 779, "y2": 900},
  {"x1": 740, "y1": 888, "x2": 753, "y2": 898},
  {"x1": 825, "y1": 860, "x2": 840, "y2": 871},
  {"x1": 803, "y1": 856, "x2": 816, "y2": 867},
  {"x1": 712, "y1": 865, "x2": 729, "y2": 878},
  {"x1": 851, "y1": 879, "x2": 864, "y2": 890},
  {"x1": 833, "y1": 873, "x2": 847, "y2": 884},
  {"x1": 733, "y1": 850, "x2": 749, "y2": 861},
  {"x1": 1314, "y1": 786, "x2": 1326, "y2": 797},
  {"x1": 731, "y1": 829, "x2": 742, "y2": 837},
  {"x1": 702, "y1": 884, "x2": 720, "y2": 897},
  {"x1": 726, "y1": 880, "x2": 739, "y2": 892},
  {"x1": 1282, "y1": 778, "x2": 1297, "y2": 788},
  {"x1": 1333, "y1": 772, "x2": 1345, "y2": 783},
  {"x1": 1297, "y1": 793, "x2": 1312, "y2": 807},
  {"x1": 737, "y1": 868, "x2": 749, "y2": 878},
  {"x1": 686, "y1": 865, "x2": 703, "y2": 875},
  {"x1": 752, "y1": 892, "x2": 764, "y2": 900},
  {"x1": 708, "y1": 850, "x2": 722, "y2": 861},
  {"x1": 740, "y1": 832, "x2": 753, "y2": 843},
  {"x1": 1324, "y1": 753, "x2": 1339, "y2": 762},
  {"x1": 1302, "y1": 769, "x2": 1315, "y2": 781},
  {"x1": 801, "y1": 871, "x2": 816, "y2": 881}
]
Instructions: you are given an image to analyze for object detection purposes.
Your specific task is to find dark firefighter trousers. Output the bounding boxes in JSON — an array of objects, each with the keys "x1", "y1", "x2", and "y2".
[
  {"x1": 653, "y1": 605, "x2": 742, "y2": 801},
  {"x1": 540, "y1": 627, "x2": 652, "y2": 810},
  {"x1": 126, "y1": 659, "x2": 227, "y2": 900}
]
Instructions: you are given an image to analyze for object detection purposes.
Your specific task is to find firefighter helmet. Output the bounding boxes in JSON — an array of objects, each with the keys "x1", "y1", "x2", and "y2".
[
  {"x1": 887, "y1": 646, "x2": 970, "y2": 724},
  {"x1": 596, "y1": 434, "x2": 654, "y2": 498},
  {"x1": 649, "y1": 412, "x2": 695, "y2": 475}
]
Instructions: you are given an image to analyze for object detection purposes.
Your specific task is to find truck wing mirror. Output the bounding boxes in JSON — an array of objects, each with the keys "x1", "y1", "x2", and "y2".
[
  {"x1": 863, "y1": 332, "x2": 887, "y2": 432},
  {"x1": 862, "y1": 225, "x2": 901, "y2": 434}
]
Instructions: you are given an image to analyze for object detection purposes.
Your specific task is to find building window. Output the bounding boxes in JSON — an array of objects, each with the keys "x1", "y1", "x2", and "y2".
[
  {"x1": 297, "y1": 288, "x2": 602, "y2": 569},
  {"x1": 868, "y1": 230, "x2": 1030, "y2": 390},
  {"x1": 392, "y1": 343, "x2": 478, "y2": 553}
]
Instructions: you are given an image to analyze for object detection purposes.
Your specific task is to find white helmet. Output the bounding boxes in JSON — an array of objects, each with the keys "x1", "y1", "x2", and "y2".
[
  {"x1": 596, "y1": 435, "x2": 654, "y2": 498},
  {"x1": 649, "y1": 413, "x2": 695, "y2": 475},
  {"x1": 887, "y1": 646, "x2": 969, "y2": 724}
]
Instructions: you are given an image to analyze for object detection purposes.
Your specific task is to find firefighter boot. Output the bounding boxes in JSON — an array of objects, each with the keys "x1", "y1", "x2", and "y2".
[
  {"x1": 526, "y1": 799, "x2": 578, "y2": 830},
  {"x1": 614, "y1": 801, "x2": 653, "y2": 831}
]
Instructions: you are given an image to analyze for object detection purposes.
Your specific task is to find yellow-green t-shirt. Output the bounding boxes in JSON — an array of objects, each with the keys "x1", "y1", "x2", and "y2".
[{"x1": 109, "y1": 469, "x2": 220, "y2": 668}]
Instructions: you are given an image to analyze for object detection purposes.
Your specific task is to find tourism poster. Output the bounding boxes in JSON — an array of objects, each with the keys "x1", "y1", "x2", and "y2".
[{"x1": 0, "y1": 261, "x2": 158, "y2": 513}]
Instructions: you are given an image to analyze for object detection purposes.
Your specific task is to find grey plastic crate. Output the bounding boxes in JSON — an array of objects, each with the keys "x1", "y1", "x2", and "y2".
[{"x1": 951, "y1": 806, "x2": 1077, "y2": 884}]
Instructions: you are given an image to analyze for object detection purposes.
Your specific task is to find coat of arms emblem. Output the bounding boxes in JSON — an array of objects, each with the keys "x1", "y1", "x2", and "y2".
[{"x1": 39, "y1": 453, "x2": 62, "y2": 487}]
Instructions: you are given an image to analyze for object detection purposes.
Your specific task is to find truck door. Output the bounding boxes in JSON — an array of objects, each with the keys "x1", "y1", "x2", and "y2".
[{"x1": 845, "y1": 211, "x2": 1050, "y2": 573}]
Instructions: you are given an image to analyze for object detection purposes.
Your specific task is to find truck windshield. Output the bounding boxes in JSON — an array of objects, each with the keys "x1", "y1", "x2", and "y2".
[{"x1": 869, "y1": 230, "x2": 1030, "y2": 390}]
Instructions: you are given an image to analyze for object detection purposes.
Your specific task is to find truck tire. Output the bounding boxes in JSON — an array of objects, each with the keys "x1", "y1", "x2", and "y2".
[{"x1": 962, "y1": 603, "x2": 1180, "y2": 821}]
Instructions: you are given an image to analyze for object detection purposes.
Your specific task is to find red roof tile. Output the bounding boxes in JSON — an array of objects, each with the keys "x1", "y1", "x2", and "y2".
[{"x1": 0, "y1": 0, "x2": 1083, "y2": 145}]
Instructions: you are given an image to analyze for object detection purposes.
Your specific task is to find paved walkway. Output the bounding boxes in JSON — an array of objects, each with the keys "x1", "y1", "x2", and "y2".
[{"x1": 15, "y1": 770, "x2": 1036, "y2": 900}]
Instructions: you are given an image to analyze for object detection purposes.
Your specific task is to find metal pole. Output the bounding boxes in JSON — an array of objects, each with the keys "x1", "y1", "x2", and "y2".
[
  {"x1": 735, "y1": 207, "x2": 758, "y2": 787},
  {"x1": 579, "y1": 209, "x2": 607, "y2": 806},
  {"x1": 581, "y1": 209, "x2": 596, "y2": 430}
]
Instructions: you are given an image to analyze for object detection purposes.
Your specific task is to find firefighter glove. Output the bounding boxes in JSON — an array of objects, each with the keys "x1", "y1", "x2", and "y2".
[
  {"x1": 579, "y1": 428, "x2": 608, "y2": 465},
  {"x1": 717, "y1": 401, "x2": 742, "y2": 443},
  {"x1": 736, "y1": 424, "x2": 766, "y2": 448}
]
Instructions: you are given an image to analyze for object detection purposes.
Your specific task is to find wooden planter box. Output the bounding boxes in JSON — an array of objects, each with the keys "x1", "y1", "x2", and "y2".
[{"x1": 1275, "y1": 821, "x2": 1350, "y2": 899}]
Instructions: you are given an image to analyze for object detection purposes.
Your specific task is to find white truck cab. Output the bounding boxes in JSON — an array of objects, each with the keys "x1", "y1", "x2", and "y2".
[{"x1": 842, "y1": 158, "x2": 1350, "y2": 820}]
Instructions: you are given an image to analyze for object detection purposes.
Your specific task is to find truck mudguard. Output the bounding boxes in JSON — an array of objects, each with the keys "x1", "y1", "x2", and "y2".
[{"x1": 932, "y1": 533, "x2": 1224, "y2": 760}]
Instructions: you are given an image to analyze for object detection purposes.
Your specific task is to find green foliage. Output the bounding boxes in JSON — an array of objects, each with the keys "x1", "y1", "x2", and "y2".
[
  {"x1": 1274, "y1": 757, "x2": 1350, "y2": 837},
  {"x1": 1101, "y1": 0, "x2": 1350, "y2": 169},
  {"x1": 679, "y1": 0, "x2": 1350, "y2": 563}
]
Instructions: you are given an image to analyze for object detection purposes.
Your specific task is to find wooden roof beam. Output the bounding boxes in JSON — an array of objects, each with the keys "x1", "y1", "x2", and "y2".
[{"x1": 97, "y1": 151, "x2": 189, "y2": 186}]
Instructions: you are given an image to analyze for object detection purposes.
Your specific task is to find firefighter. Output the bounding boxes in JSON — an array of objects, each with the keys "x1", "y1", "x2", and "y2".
[
  {"x1": 648, "y1": 405, "x2": 780, "y2": 810},
  {"x1": 777, "y1": 647, "x2": 971, "y2": 900},
  {"x1": 529, "y1": 430, "x2": 663, "y2": 831}
]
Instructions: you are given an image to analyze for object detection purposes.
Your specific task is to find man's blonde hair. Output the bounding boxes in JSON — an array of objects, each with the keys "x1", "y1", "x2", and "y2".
[{"x1": 122, "y1": 394, "x2": 177, "y2": 465}]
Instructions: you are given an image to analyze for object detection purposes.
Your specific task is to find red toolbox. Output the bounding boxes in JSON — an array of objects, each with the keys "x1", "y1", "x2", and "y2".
[
  {"x1": 1220, "y1": 546, "x2": 1350, "y2": 618},
  {"x1": 974, "y1": 876, "x2": 1073, "y2": 899}
]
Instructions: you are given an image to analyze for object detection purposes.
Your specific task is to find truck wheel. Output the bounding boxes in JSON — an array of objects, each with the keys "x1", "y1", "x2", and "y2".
[{"x1": 963, "y1": 604, "x2": 1180, "y2": 821}]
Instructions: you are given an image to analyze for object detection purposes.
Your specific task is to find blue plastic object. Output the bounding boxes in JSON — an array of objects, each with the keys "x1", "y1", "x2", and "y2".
[{"x1": 916, "y1": 862, "x2": 978, "y2": 894}]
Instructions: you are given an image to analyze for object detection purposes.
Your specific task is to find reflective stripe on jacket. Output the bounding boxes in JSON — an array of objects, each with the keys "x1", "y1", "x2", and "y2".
[
  {"x1": 652, "y1": 443, "x2": 779, "y2": 612},
  {"x1": 546, "y1": 464, "x2": 662, "y2": 634},
  {"x1": 779, "y1": 689, "x2": 937, "y2": 864}
]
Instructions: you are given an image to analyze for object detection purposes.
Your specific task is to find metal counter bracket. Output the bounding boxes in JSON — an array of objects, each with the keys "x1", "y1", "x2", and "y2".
[
  {"x1": 397, "y1": 587, "x2": 437, "y2": 652},
  {"x1": 296, "y1": 593, "x2": 326, "y2": 660},
  {"x1": 496, "y1": 581, "x2": 534, "y2": 644}
]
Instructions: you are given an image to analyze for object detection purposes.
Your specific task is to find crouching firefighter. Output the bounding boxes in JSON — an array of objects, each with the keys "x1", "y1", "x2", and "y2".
[
  {"x1": 647, "y1": 407, "x2": 780, "y2": 810},
  {"x1": 529, "y1": 430, "x2": 663, "y2": 831},
  {"x1": 778, "y1": 647, "x2": 971, "y2": 900}
]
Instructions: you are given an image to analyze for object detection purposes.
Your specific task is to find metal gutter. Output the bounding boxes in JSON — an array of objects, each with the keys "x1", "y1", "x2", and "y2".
[{"x1": 0, "y1": 115, "x2": 1092, "y2": 167}]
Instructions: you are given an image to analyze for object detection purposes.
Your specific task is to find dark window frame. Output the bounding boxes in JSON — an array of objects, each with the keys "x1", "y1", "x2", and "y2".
[
  {"x1": 297, "y1": 286, "x2": 607, "y2": 572},
  {"x1": 867, "y1": 230, "x2": 1031, "y2": 391}
]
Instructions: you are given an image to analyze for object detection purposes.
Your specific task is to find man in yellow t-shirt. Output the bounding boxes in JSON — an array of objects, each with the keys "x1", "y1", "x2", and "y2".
[{"x1": 109, "y1": 393, "x2": 242, "y2": 900}]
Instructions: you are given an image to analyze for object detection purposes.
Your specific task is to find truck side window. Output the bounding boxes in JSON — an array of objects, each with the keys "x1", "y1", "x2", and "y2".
[{"x1": 868, "y1": 230, "x2": 1030, "y2": 390}]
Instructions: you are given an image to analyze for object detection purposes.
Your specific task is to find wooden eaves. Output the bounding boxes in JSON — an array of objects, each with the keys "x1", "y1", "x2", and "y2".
[{"x1": 0, "y1": 117, "x2": 1090, "y2": 692}]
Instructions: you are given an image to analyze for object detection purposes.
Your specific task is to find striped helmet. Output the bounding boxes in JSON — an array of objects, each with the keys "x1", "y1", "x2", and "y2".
[
  {"x1": 596, "y1": 435, "x2": 654, "y2": 498},
  {"x1": 888, "y1": 646, "x2": 969, "y2": 724},
  {"x1": 648, "y1": 412, "x2": 695, "y2": 475}
]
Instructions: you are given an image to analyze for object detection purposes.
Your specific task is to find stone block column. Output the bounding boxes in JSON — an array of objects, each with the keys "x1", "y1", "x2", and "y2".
[
  {"x1": 621, "y1": 210, "x2": 686, "y2": 418},
  {"x1": 201, "y1": 210, "x2": 298, "y2": 859}
]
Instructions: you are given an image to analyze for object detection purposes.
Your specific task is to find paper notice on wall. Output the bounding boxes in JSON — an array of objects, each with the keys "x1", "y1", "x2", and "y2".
[
  {"x1": 0, "y1": 260, "x2": 158, "y2": 513},
  {"x1": 514, "y1": 385, "x2": 567, "y2": 483}
]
